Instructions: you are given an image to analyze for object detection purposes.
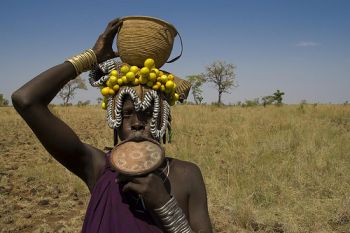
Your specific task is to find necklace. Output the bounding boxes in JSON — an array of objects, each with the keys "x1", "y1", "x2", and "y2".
[{"x1": 157, "y1": 158, "x2": 170, "y2": 183}]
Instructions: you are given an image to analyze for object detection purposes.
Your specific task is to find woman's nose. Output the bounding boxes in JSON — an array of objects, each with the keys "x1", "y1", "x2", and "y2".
[{"x1": 131, "y1": 115, "x2": 145, "y2": 131}]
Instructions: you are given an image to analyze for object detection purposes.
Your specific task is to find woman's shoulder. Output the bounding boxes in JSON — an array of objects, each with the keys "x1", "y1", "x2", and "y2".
[
  {"x1": 166, "y1": 157, "x2": 206, "y2": 197},
  {"x1": 167, "y1": 157, "x2": 203, "y2": 179}
]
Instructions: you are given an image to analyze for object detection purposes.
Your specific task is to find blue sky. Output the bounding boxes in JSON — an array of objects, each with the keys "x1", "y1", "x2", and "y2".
[{"x1": 1, "y1": 0, "x2": 349, "y2": 104}]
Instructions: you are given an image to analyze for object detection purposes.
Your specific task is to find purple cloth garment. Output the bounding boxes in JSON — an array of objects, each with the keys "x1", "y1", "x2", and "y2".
[{"x1": 81, "y1": 153, "x2": 162, "y2": 233}]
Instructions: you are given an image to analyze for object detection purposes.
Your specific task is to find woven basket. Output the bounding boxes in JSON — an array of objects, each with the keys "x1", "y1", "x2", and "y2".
[{"x1": 117, "y1": 16, "x2": 180, "y2": 68}]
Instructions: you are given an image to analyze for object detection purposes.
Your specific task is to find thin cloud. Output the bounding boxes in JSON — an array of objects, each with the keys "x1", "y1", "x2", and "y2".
[{"x1": 295, "y1": 41, "x2": 320, "y2": 47}]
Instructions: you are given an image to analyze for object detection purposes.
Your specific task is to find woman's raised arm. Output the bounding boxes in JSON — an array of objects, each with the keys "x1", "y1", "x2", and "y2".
[{"x1": 11, "y1": 18, "x2": 122, "y2": 191}]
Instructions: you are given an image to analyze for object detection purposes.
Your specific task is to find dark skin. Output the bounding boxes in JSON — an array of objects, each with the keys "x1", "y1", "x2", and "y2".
[{"x1": 12, "y1": 18, "x2": 212, "y2": 232}]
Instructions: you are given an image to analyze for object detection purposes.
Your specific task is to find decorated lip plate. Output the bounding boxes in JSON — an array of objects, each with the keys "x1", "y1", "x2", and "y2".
[{"x1": 110, "y1": 137, "x2": 165, "y2": 176}]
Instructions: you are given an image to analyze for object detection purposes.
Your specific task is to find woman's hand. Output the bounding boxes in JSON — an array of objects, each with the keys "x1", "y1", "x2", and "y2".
[
  {"x1": 92, "y1": 18, "x2": 123, "y2": 63},
  {"x1": 120, "y1": 173, "x2": 171, "y2": 209}
]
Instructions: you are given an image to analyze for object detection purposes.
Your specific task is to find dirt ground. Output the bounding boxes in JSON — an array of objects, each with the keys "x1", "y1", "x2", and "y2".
[{"x1": 0, "y1": 107, "x2": 92, "y2": 233}]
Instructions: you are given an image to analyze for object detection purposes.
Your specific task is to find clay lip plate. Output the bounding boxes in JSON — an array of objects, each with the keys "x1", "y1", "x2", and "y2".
[{"x1": 110, "y1": 137, "x2": 165, "y2": 176}]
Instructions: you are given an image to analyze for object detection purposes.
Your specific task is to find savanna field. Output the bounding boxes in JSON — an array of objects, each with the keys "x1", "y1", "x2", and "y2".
[{"x1": 1, "y1": 104, "x2": 350, "y2": 233}]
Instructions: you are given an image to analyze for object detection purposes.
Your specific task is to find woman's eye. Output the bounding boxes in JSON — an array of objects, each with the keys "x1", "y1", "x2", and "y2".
[{"x1": 123, "y1": 111, "x2": 132, "y2": 117}]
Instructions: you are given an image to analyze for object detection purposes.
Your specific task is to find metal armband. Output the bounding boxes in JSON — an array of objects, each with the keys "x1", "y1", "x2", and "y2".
[
  {"x1": 66, "y1": 49, "x2": 97, "y2": 76},
  {"x1": 154, "y1": 196, "x2": 194, "y2": 233}
]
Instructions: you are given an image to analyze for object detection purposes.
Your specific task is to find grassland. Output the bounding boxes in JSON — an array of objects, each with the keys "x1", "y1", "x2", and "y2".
[{"x1": 1, "y1": 104, "x2": 350, "y2": 232}]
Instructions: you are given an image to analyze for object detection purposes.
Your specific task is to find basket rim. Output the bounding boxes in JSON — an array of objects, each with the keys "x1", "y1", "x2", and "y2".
[{"x1": 119, "y1": 15, "x2": 178, "y2": 36}]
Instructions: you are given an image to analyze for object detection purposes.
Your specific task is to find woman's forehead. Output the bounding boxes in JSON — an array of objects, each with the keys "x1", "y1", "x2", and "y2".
[
  {"x1": 122, "y1": 97, "x2": 154, "y2": 110},
  {"x1": 122, "y1": 98, "x2": 134, "y2": 109}
]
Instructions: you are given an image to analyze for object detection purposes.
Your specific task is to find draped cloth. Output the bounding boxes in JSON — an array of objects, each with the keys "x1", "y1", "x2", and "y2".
[{"x1": 81, "y1": 153, "x2": 162, "y2": 233}]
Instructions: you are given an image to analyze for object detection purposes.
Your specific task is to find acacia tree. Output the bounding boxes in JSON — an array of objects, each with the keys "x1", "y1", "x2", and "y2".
[
  {"x1": 273, "y1": 89, "x2": 285, "y2": 105},
  {"x1": 59, "y1": 76, "x2": 87, "y2": 105},
  {"x1": 203, "y1": 61, "x2": 237, "y2": 104},
  {"x1": 187, "y1": 75, "x2": 206, "y2": 104}
]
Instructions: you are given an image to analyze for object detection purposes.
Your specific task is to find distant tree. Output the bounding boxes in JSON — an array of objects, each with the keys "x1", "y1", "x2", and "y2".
[
  {"x1": 0, "y1": 94, "x2": 9, "y2": 106},
  {"x1": 273, "y1": 90, "x2": 285, "y2": 105},
  {"x1": 203, "y1": 61, "x2": 237, "y2": 104},
  {"x1": 242, "y1": 98, "x2": 259, "y2": 107},
  {"x1": 300, "y1": 99, "x2": 307, "y2": 105},
  {"x1": 261, "y1": 95, "x2": 274, "y2": 107},
  {"x1": 58, "y1": 76, "x2": 87, "y2": 106},
  {"x1": 77, "y1": 100, "x2": 91, "y2": 106},
  {"x1": 187, "y1": 75, "x2": 206, "y2": 104}
]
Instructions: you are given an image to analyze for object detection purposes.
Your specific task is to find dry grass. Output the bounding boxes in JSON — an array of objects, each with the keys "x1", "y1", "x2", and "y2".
[{"x1": 1, "y1": 104, "x2": 350, "y2": 232}]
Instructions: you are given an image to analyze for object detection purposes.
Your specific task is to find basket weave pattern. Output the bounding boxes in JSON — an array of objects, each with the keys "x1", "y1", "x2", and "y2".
[{"x1": 117, "y1": 17, "x2": 177, "y2": 68}]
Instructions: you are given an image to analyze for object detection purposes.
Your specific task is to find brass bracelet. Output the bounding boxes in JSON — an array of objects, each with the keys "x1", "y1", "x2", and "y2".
[{"x1": 66, "y1": 49, "x2": 97, "y2": 75}]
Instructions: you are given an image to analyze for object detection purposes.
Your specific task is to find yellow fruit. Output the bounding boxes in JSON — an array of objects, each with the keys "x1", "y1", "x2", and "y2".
[
  {"x1": 109, "y1": 76, "x2": 118, "y2": 84},
  {"x1": 149, "y1": 72, "x2": 157, "y2": 82},
  {"x1": 113, "y1": 84, "x2": 120, "y2": 91},
  {"x1": 174, "y1": 93, "x2": 179, "y2": 101},
  {"x1": 158, "y1": 71, "x2": 164, "y2": 77},
  {"x1": 129, "y1": 66, "x2": 139, "y2": 74},
  {"x1": 173, "y1": 83, "x2": 177, "y2": 90},
  {"x1": 117, "y1": 78, "x2": 123, "y2": 85},
  {"x1": 108, "y1": 88, "x2": 115, "y2": 95},
  {"x1": 152, "y1": 84, "x2": 160, "y2": 91},
  {"x1": 126, "y1": 72, "x2": 135, "y2": 82},
  {"x1": 168, "y1": 74, "x2": 174, "y2": 81},
  {"x1": 101, "y1": 101, "x2": 107, "y2": 109},
  {"x1": 120, "y1": 65, "x2": 129, "y2": 74},
  {"x1": 101, "y1": 87, "x2": 110, "y2": 96},
  {"x1": 146, "y1": 81, "x2": 154, "y2": 87},
  {"x1": 106, "y1": 80, "x2": 113, "y2": 88},
  {"x1": 160, "y1": 75, "x2": 168, "y2": 84},
  {"x1": 139, "y1": 75, "x2": 148, "y2": 84},
  {"x1": 165, "y1": 80, "x2": 174, "y2": 89},
  {"x1": 156, "y1": 81, "x2": 161, "y2": 86},
  {"x1": 140, "y1": 67, "x2": 150, "y2": 76},
  {"x1": 144, "y1": 58, "x2": 155, "y2": 69},
  {"x1": 151, "y1": 68, "x2": 159, "y2": 76},
  {"x1": 133, "y1": 78, "x2": 140, "y2": 85},
  {"x1": 122, "y1": 76, "x2": 128, "y2": 84},
  {"x1": 160, "y1": 85, "x2": 165, "y2": 92},
  {"x1": 110, "y1": 70, "x2": 118, "y2": 77}
]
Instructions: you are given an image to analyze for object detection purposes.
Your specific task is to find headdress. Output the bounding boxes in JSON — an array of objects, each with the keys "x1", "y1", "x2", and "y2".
[{"x1": 89, "y1": 58, "x2": 191, "y2": 144}]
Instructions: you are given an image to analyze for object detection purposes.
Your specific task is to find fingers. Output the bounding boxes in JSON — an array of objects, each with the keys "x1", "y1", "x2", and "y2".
[
  {"x1": 130, "y1": 175, "x2": 149, "y2": 184},
  {"x1": 131, "y1": 173, "x2": 161, "y2": 184},
  {"x1": 103, "y1": 18, "x2": 123, "y2": 38},
  {"x1": 122, "y1": 181, "x2": 143, "y2": 193},
  {"x1": 116, "y1": 174, "x2": 133, "y2": 183},
  {"x1": 120, "y1": 173, "x2": 157, "y2": 192},
  {"x1": 108, "y1": 18, "x2": 122, "y2": 27}
]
